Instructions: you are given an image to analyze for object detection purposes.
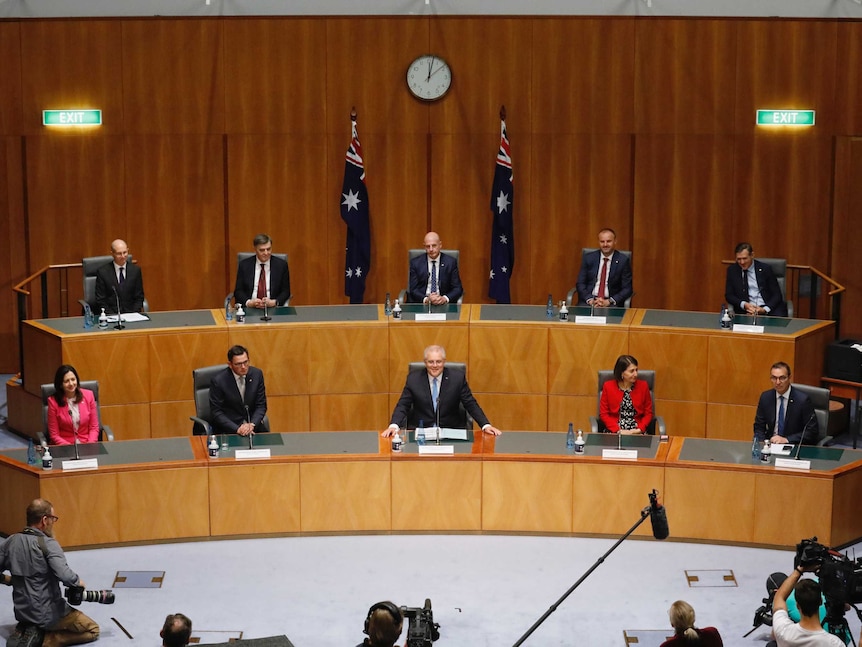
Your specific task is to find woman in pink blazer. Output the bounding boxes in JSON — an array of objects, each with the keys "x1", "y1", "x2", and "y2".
[
  {"x1": 599, "y1": 354, "x2": 654, "y2": 434},
  {"x1": 47, "y1": 364, "x2": 100, "y2": 445}
]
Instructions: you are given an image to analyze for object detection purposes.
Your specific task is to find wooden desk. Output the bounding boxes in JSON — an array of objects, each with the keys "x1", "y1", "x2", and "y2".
[{"x1": 821, "y1": 376, "x2": 862, "y2": 449}]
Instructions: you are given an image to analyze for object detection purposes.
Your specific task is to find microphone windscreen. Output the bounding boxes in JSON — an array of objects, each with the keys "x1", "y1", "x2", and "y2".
[{"x1": 650, "y1": 504, "x2": 670, "y2": 540}]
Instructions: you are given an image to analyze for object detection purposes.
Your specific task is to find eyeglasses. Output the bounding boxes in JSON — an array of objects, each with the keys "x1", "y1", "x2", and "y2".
[
  {"x1": 45, "y1": 515, "x2": 59, "y2": 522},
  {"x1": 231, "y1": 360, "x2": 250, "y2": 368},
  {"x1": 770, "y1": 375, "x2": 789, "y2": 383}
]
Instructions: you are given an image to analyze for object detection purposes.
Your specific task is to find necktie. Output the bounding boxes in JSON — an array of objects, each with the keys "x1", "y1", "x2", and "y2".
[
  {"x1": 597, "y1": 257, "x2": 609, "y2": 300},
  {"x1": 742, "y1": 269, "x2": 749, "y2": 301},
  {"x1": 237, "y1": 375, "x2": 246, "y2": 401},
  {"x1": 118, "y1": 267, "x2": 125, "y2": 285},
  {"x1": 430, "y1": 260, "x2": 438, "y2": 294},
  {"x1": 257, "y1": 264, "x2": 267, "y2": 300},
  {"x1": 777, "y1": 395, "x2": 786, "y2": 435},
  {"x1": 432, "y1": 377, "x2": 439, "y2": 411}
]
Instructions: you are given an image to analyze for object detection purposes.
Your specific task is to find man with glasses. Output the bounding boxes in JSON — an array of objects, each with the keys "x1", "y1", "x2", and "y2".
[
  {"x1": 754, "y1": 361, "x2": 819, "y2": 445},
  {"x1": 383, "y1": 345, "x2": 501, "y2": 437},
  {"x1": 209, "y1": 345, "x2": 268, "y2": 436},
  {"x1": 0, "y1": 499, "x2": 100, "y2": 647}
]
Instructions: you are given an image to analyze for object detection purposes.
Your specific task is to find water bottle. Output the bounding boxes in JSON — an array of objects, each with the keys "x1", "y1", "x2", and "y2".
[
  {"x1": 224, "y1": 297, "x2": 233, "y2": 321},
  {"x1": 208, "y1": 435, "x2": 219, "y2": 458},
  {"x1": 760, "y1": 439, "x2": 771, "y2": 463},
  {"x1": 574, "y1": 429, "x2": 586, "y2": 454},
  {"x1": 751, "y1": 436, "x2": 762, "y2": 460},
  {"x1": 417, "y1": 420, "x2": 426, "y2": 446},
  {"x1": 82, "y1": 303, "x2": 94, "y2": 329},
  {"x1": 392, "y1": 299, "x2": 402, "y2": 320},
  {"x1": 559, "y1": 301, "x2": 569, "y2": 322},
  {"x1": 720, "y1": 304, "x2": 732, "y2": 329},
  {"x1": 391, "y1": 429, "x2": 402, "y2": 453},
  {"x1": 235, "y1": 304, "x2": 245, "y2": 323},
  {"x1": 41, "y1": 446, "x2": 53, "y2": 470},
  {"x1": 546, "y1": 294, "x2": 554, "y2": 319},
  {"x1": 27, "y1": 439, "x2": 37, "y2": 465},
  {"x1": 98, "y1": 308, "x2": 108, "y2": 329},
  {"x1": 566, "y1": 422, "x2": 575, "y2": 450},
  {"x1": 384, "y1": 292, "x2": 393, "y2": 317}
]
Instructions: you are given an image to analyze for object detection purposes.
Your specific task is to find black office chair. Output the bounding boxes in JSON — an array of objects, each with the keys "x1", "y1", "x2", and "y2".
[
  {"x1": 190, "y1": 364, "x2": 271, "y2": 436},
  {"x1": 792, "y1": 383, "x2": 832, "y2": 446},
  {"x1": 225, "y1": 252, "x2": 290, "y2": 306},
  {"x1": 726, "y1": 257, "x2": 793, "y2": 318},
  {"x1": 82, "y1": 254, "x2": 150, "y2": 313},
  {"x1": 589, "y1": 369, "x2": 666, "y2": 436},
  {"x1": 566, "y1": 248, "x2": 634, "y2": 307},
  {"x1": 40, "y1": 381, "x2": 114, "y2": 445},
  {"x1": 405, "y1": 361, "x2": 473, "y2": 430},
  {"x1": 398, "y1": 249, "x2": 464, "y2": 305}
]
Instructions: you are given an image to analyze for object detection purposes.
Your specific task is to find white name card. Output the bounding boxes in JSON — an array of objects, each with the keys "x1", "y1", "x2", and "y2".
[
  {"x1": 733, "y1": 324, "x2": 765, "y2": 334},
  {"x1": 62, "y1": 458, "x2": 99, "y2": 471},
  {"x1": 602, "y1": 449, "x2": 638, "y2": 460},
  {"x1": 775, "y1": 458, "x2": 811, "y2": 471},
  {"x1": 414, "y1": 313, "x2": 447, "y2": 322},
  {"x1": 418, "y1": 445, "x2": 454, "y2": 455},
  {"x1": 235, "y1": 448, "x2": 271, "y2": 460},
  {"x1": 575, "y1": 315, "x2": 607, "y2": 325}
]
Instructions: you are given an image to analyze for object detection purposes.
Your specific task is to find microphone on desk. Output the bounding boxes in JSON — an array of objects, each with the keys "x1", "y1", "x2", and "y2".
[
  {"x1": 435, "y1": 396, "x2": 441, "y2": 445},
  {"x1": 793, "y1": 411, "x2": 817, "y2": 459},
  {"x1": 111, "y1": 287, "x2": 125, "y2": 330},
  {"x1": 261, "y1": 296, "x2": 272, "y2": 322},
  {"x1": 244, "y1": 405, "x2": 253, "y2": 449},
  {"x1": 73, "y1": 433, "x2": 80, "y2": 460},
  {"x1": 646, "y1": 489, "x2": 669, "y2": 540}
]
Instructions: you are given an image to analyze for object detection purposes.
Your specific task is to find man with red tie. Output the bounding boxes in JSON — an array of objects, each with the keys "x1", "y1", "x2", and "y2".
[
  {"x1": 233, "y1": 233, "x2": 291, "y2": 309},
  {"x1": 575, "y1": 228, "x2": 633, "y2": 307}
]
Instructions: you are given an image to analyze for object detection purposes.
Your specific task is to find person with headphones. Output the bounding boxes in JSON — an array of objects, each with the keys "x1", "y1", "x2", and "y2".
[{"x1": 357, "y1": 601, "x2": 403, "y2": 647}]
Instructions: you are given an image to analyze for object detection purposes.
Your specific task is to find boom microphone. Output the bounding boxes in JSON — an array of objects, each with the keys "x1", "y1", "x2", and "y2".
[{"x1": 647, "y1": 489, "x2": 669, "y2": 540}]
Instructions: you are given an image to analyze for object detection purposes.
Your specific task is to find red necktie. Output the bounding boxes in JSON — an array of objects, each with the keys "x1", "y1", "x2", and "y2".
[
  {"x1": 597, "y1": 257, "x2": 609, "y2": 301},
  {"x1": 256, "y1": 264, "x2": 267, "y2": 300}
]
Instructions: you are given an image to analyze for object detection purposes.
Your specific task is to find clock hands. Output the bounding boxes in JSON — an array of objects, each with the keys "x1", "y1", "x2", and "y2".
[{"x1": 426, "y1": 56, "x2": 434, "y2": 81}]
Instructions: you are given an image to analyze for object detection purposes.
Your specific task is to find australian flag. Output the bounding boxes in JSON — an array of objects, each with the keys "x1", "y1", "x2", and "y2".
[
  {"x1": 340, "y1": 119, "x2": 371, "y2": 303},
  {"x1": 488, "y1": 119, "x2": 514, "y2": 303}
]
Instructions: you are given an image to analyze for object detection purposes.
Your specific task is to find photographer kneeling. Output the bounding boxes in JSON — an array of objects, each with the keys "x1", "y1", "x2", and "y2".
[
  {"x1": 772, "y1": 562, "x2": 843, "y2": 647},
  {"x1": 0, "y1": 499, "x2": 100, "y2": 647},
  {"x1": 357, "y1": 602, "x2": 403, "y2": 647}
]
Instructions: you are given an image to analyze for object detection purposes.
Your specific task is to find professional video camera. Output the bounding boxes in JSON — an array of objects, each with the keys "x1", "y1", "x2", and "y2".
[
  {"x1": 795, "y1": 537, "x2": 862, "y2": 607},
  {"x1": 744, "y1": 572, "x2": 787, "y2": 637},
  {"x1": 65, "y1": 584, "x2": 115, "y2": 605},
  {"x1": 400, "y1": 598, "x2": 440, "y2": 647}
]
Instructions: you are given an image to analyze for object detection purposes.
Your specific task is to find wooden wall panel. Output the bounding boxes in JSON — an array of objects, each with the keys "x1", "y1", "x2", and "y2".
[
  {"x1": 0, "y1": 23, "x2": 22, "y2": 135},
  {"x1": 831, "y1": 138, "x2": 862, "y2": 339},
  {"x1": 20, "y1": 21, "x2": 123, "y2": 135},
  {"x1": 124, "y1": 135, "x2": 226, "y2": 311},
  {"x1": 223, "y1": 19, "x2": 327, "y2": 134},
  {"x1": 532, "y1": 18, "x2": 635, "y2": 135},
  {"x1": 635, "y1": 19, "x2": 737, "y2": 135},
  {"x1": 0, "y1": 137, "x2": 25, "y2": 371},
  {"x1": 632, "y1": 136, "x2": 735, "y2": 311},
  {"x1": 835, "y1": 23, "x2": 862, "y2": 136},
  {"x1": 121, "y1": 19, "x2": 225, "y2": 134}
]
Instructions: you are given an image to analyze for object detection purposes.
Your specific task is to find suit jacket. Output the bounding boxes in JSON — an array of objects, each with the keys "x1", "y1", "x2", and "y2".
[
  {"x1": 389, "y1": 366, "x2": 489, "y2": 430},
  {"x1": 599, "y1": 378, "x2": 653, "y2": 433},
  {"x1": 724, "y1": 260, "x2": 788, "y2": 317},
  {"x1": 234, "y1": 255, "x2": 291, "y2": 307},
  {"x1": 575, "y1": 250, "x2": 633, "y2": 306},
  {"x1": 407, "y1": 252, "x2": 463, "y2": 304},
  {"x1": 753, "y1": 386, "x2": 818, "y2": 444},
  {"x1": 47, "y1": 388, "x2": 99, "y2": 445},
  {"x1": 209, "y1": 366, "x2": 268, "y2": 434},
  {"x1": 95, "y1": 262, "x2": 145, "y2": 314}
]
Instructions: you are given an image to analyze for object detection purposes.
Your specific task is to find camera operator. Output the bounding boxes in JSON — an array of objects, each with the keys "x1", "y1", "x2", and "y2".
[
  {"x1": 0, "y1": 499, "x2": 99, "y2": 647},
  {"x1": 160, "y1": 613, "x2": 192, "y2": 647},
  {"x1": 357, "y1": 602, "x2": 403, "y2": 647},
  {"x1": 772, "y1": 563, "x2": 843, "y2": 646}
]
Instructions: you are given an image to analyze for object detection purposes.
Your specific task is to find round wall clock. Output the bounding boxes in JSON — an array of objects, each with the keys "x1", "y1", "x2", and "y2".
[{"x1": 406, "y1": 55, "x2": 452, "y2": 101}]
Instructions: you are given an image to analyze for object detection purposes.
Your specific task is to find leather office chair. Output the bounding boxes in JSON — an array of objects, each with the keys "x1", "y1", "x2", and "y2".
[
  {"x1": 566, "y1": 248, "x2": 633, "y2": 307},
  {"x1": 82, "y1": 254, "x2": 150, "y2": 314},
  {"x1": 226, "y1": 252, "x2": 290, "y2": 306},
  {"x1": 791, "y1": 383, "x2": 832, "y2": 446},
  {"x1": 589, "y1": 369, "x2": 666, "y2": 436},
  {"x1": 726, "y1": 257, "x2": 793, "y2": 318},
  {"x1": 405, "y1": 361, "x2": 473, "y2": 430},
  {"x1": 40, "y1": 381, "x2": 114, "y2": 445},
  {"x1": 398, "y1": 249, "x2": 464, "y2": 305},
  {"x1": 190, "y1": 364, "x2": 271, "y2": 436}
]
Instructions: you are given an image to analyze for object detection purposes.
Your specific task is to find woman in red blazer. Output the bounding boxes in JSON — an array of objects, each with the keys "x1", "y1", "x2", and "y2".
[
  {"x1": 47, "y1": 364, "x2": 100, "y2": 445},
  {"x1": 599, "y1": 354, "x2": 654, "y2": 434}
]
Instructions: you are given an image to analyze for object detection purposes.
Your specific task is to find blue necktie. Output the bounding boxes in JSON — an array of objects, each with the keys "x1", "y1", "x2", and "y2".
[
  {"x1": 430, "y1": 261, "x2": 438, "y2": 294},
  {"x1": 777, "y1": 395, "x2": 786, "y2": 435},
  {"x1": 118, "y1": 267, "x2": 125, "y2": 285},
  {"x1": 432, "y1": 377, "x2": 438, "y2": 411}
]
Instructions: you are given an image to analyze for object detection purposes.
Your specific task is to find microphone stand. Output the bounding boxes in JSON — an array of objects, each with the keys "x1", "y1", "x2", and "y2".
[
  {"x1": 73, "y1": 434, "x2": 80, "y2": 460},
  {"x1": 793, "y1": 411, "x2": 817, "y2": 459},
  {"x1": 435, "y1": 397, "x2": 441, "y2": 445},
  {"x1": 244, "y1": 404, "x2": 254, "y2": 449},
  {"x1": 112, "y1": 287, "x2": 125, "y2": 330},
  {"x1": 260, "y1": 299, "x2": 272, "y2": 322},
  {"x1": 511, "y1": 502, "x2": 656, "y2": 646}
]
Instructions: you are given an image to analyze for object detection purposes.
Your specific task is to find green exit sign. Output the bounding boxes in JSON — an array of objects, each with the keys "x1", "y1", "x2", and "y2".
[
  {"x1": 756, "y1": 110, "x2": 815, "y2": 126},
  {"x1": 43, "y1": 109, "x2": 102, "y2": 126}
]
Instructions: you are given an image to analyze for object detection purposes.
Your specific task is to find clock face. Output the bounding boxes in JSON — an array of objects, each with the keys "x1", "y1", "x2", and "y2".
[{"x1": 406, "y1": 55, "x2": 452, "y2": 101}]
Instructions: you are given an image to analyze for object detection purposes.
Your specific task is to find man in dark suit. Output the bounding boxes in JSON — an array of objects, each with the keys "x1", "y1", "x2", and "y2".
[
  {"x1": 407, "y1": 231, "x2": 463, "y2": 304},
  {"x1": 383, "y1": 345, "x2": 500, "y2": 436},
  {"x1": 209, "y1": 345, "x2": 268, "y2": 436},
  {"x1": 754, "y1": 361, "x2": 818, "y2": 445},
  {"x1": 94, "y1": 239, "x2": 145, "y2": 314},
  {"x1": 234, "y1": 233, "x2": 291, "y2": 308},
  {"x1": 575, "y1": 228, "x2": 633, "y2": 307},
  {"x1": 725, "y1": 242, "x2": 788, "y2": 317}
]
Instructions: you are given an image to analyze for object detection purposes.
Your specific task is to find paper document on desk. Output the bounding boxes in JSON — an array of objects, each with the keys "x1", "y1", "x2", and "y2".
[
  {"x1": 770, "y1": 443, "x2": 793, "y2": 455},
  {"x1": 439, "y1": 427, "x2": 468, "y2": 441},
  {"x1": 107, "y1": 313, "x2": 149, "y2": 323}
]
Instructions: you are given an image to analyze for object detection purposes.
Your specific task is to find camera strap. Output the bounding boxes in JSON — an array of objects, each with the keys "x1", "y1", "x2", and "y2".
[{"x1": 21, "y1": 527, "x2": 49, "y2": 560}]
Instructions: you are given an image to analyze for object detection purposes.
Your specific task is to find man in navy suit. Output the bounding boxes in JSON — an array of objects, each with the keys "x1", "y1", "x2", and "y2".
[
  {"x1": 407, "y1": 232, "x2": 463, "y2": 304},
  {"x1": 575, "y1": 228, "x2": 633, "y2": 307},
  {"x1": 94, "y1": 239, "x2": 145, "y2": 314},
  {"x1": 753, "y1": 361, "x2": 818, "y2": 445},
  {"x1": 725, "y1": 242, "x2": 788, "y2": 317},
  {"x1": 383, "y1": 345, "x2": 500, "y2": 437},
  {"x1": 234, "y1": 233, "x2": 291, "y2": 308},
  {"x1": 209, "y1": 345, "x2": 268, "y2": 436}
]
